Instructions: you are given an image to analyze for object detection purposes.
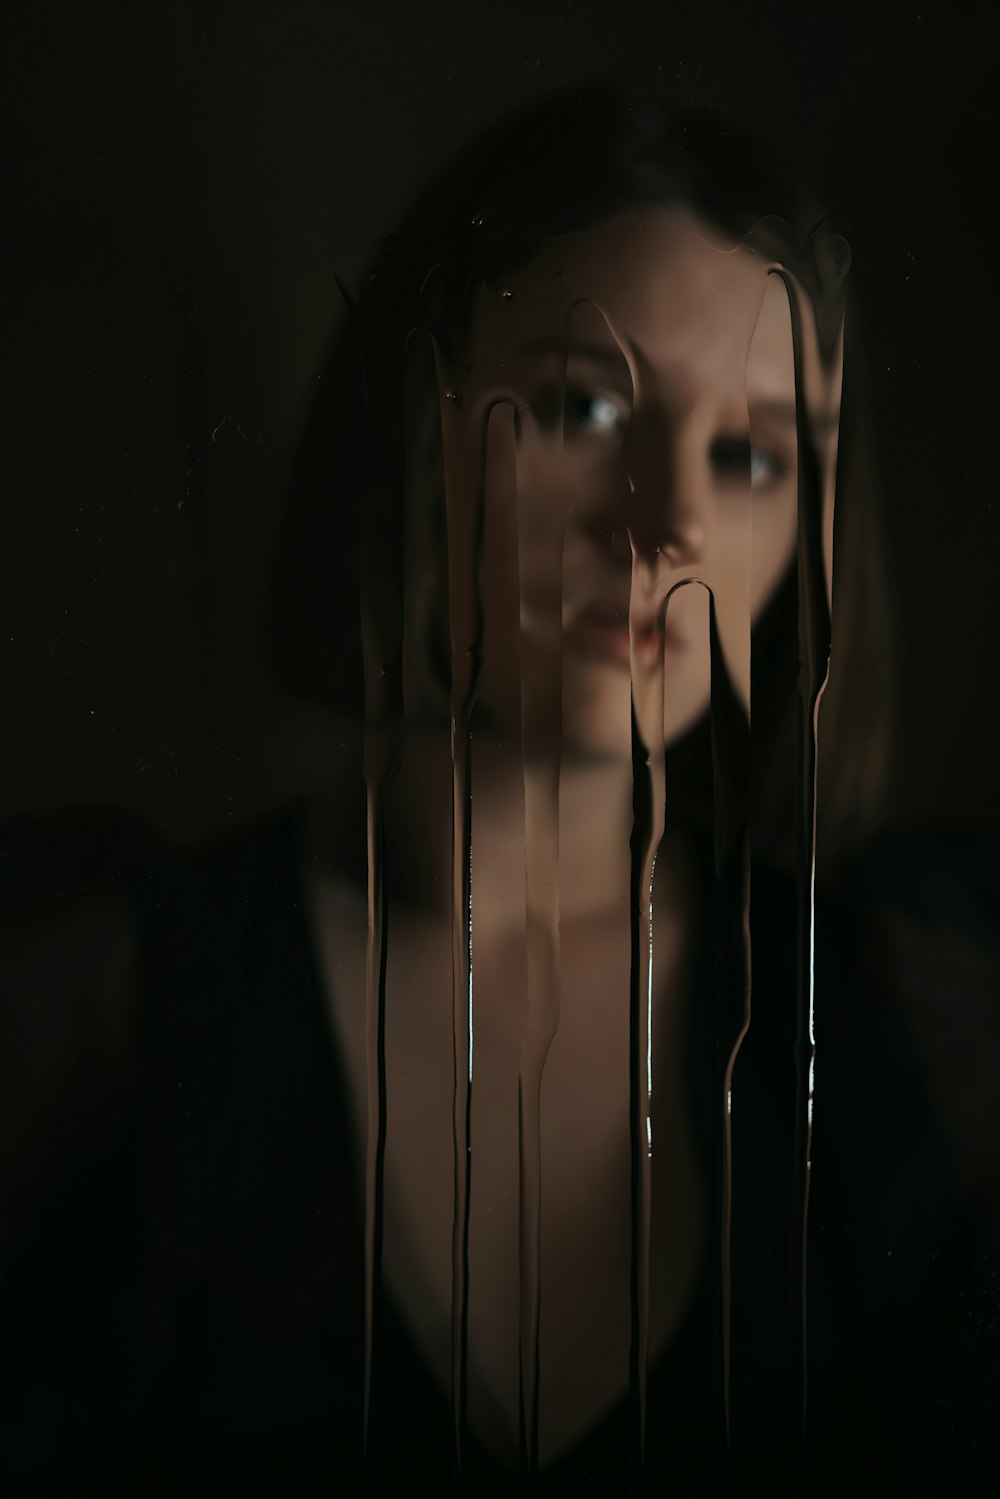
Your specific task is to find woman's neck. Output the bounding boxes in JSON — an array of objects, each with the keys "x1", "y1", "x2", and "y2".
[
  {"x1": 304, "y1": 724, "x2": 656, "y2": 928},
  {"x1": 407, "y1": 731, "x2": 637, "y2": 930}
]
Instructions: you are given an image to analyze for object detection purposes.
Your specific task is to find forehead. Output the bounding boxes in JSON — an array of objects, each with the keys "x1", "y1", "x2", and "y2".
[{"x1": 464, "y1": 205, "x2": 784, "y2": 403}]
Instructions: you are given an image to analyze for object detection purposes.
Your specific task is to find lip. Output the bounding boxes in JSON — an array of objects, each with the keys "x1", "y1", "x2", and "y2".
[{"x1": 566, "y1": 605, "x2": 684, "y2": 669}]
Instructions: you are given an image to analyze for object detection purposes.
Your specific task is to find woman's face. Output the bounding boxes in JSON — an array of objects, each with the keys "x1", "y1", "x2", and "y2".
[{"x1": 436, "y1": 205, "x2": 838, "y2": 758}]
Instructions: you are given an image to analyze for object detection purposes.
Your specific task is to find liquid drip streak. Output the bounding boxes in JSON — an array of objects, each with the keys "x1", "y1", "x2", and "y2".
[
  {"x1": 515, "y1": 424, "x2": 564, "y2": 1484},
  {"x1": 438, "y1": 373, "x2": 490, "y2": 1492},
  {"x1": 449, "y1": 716, "x2": 475, "y2": 1497},
  {"x1": 362, "y1": 767, "x2": 395, "y2": 1485},
  {"x1": 771, "y1": 268, "x2": 837, "y2": 1440},
  {"x1": 626, "y1": 587, "x2": 666, "y2": 1484},
  {"x1": 515, "y1": 696, "x2": 563, "y2": 1483},
  {"x1": 358, "y1": 349, "x2": 408, "y2": 1484},
  {"x1": 706, "y1": 590, "x2": 752, "y2": 1473}
]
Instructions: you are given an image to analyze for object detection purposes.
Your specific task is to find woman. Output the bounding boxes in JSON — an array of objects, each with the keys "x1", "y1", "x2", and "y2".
[
  {"x1": 275, "y1": 79, "x2": 882, "y2": 1484},
  {"x1": 2, "y1": 82, "x2": 995, "y2": 1497}
]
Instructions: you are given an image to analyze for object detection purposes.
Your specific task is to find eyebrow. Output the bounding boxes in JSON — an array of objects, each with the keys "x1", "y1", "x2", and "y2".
[
  {"x1": 749, "y1": 398, "x2": 841, "y2": 437},
  {"x1": 519, "y1": 337, "x2": 628, "y2": 366}
]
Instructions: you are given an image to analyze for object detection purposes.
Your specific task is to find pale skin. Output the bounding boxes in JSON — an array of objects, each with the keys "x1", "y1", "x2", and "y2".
[{"x1": 305, "y1": 206, "x2": 841, "y2": 1467}]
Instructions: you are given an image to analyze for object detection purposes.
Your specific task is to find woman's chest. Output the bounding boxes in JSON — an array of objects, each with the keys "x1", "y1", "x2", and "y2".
[{"x1": 312, "y1": 882, "x2": 706, "y2": 1467}]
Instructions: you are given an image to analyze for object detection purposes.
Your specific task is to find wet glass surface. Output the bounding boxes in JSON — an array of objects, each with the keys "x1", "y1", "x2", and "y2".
[{"x1": 2, "y1": 12, "x2": 999, "y2": 1498}]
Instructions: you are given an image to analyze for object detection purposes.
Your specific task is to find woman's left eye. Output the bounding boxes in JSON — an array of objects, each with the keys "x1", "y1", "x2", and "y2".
[{"x1": 709, "y1": 436, "x2": 784, "y2": 487}]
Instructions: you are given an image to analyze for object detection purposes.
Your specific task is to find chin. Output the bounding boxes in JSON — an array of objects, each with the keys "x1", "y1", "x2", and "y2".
[
  {"x1": 561, "y1": 665, "x2": 632, "y2": 762},
  {"x1": 563, "y1": 663, "x2": 713, "y2": 762},
  {"x1": 563, "y1": 728, "x2": 632, "y2": 765}
]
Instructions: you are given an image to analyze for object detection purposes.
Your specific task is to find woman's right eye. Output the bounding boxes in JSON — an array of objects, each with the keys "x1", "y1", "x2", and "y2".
[
  {"x1": 525, "y1": 381, "x2": 630, "y2": 438},
  {"x1": 563, "y1": 386, "x2": 629, "y2": 438}
]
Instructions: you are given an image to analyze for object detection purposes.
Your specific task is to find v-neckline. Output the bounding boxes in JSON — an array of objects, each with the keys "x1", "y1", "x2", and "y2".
[{"x1": 286, "y1": 802, "x2": 721, "y2": 1484}]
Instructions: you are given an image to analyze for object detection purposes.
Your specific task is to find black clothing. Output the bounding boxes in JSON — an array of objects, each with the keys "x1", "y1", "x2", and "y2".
[{"x1": 1, "y1": 811, "x2": 997, "y2": 1495}]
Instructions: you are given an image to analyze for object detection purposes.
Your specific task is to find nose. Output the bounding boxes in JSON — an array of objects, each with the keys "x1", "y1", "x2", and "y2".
[{"x1": 620, "y1": 398, "x2": 708, "y2": 569}]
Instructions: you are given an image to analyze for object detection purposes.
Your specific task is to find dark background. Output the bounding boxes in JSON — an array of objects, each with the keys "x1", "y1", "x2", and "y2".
[{"x1": 3, "y1": 0, "x2": 996, "y2": 844}]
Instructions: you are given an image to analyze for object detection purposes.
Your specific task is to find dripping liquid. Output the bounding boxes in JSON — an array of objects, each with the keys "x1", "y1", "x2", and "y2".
[{"x1": 356, "y1": 246, "x2": 842, "y2": 1493}]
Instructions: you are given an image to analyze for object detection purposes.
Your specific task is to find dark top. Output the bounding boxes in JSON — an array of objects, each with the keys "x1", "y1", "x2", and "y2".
[{"x1": 1, "y1": 809, "x2": 997, "y2": 1496}]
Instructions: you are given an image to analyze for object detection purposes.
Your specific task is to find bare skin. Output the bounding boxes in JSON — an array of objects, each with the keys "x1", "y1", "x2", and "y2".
[{"x1": 308, "y1": 748, "x2": 704, "y2": 1465}]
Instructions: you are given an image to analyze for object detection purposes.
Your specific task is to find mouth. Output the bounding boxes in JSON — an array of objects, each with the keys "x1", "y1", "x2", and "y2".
[{"x1": 566, "y1": 605, "x2": 684, "y2": 670}]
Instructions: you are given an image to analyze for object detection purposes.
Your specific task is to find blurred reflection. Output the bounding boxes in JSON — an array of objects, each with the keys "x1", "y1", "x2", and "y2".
[
  {"x1": 464, "y1": 209, "x2": 827, "y2": 753},
  {"x1": 325, "y1": 111, "x2": 847, "y2": 1483}
]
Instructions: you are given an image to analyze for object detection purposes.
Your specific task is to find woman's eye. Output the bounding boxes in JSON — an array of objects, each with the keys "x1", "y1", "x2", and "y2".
[
  {"x1": 709, "y1": 435, "x2": 785, "y2": 487},
  {"x1": 749, "y1": 446, "x2": 777, "y2": 485},
  {"x1": 564, "y1": 387, "x2": 628, "y2": 437}
]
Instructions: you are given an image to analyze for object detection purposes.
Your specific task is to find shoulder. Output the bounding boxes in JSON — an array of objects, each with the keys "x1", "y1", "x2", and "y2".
[
  {"x1": 819, "y1": 829, "x2": 1000, "y2": 1246},
  {"x1": 0, "y1": 803, "x2": 310, "y2": 1005},
  {"x1": 810, "y1": 832, "x2": 1000, "y2": 1479},
  {"x1": 851, "y1": 827, "x2": 1000, "y2": 940},
  {"x1": 0, "y1": 804, "x2": 313, "y2": 1218},
  {"x1": 0, "y1": 812, "x2": 164, "y2": 1178},
  {"x1": 834, "y1": 830, "x2": 1000, "y2": 1046},
  {"x1": 819, "y1": 827, "x2": 1000, "y2": 993}
]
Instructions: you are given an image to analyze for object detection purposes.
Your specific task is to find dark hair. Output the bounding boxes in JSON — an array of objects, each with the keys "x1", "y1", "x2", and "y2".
[{"x1": 269, "y1": 78, "x2": 892, "y2": 865}]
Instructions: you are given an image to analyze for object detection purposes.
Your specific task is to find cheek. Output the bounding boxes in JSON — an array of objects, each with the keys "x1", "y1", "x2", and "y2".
[
  {"x1": 478, "y1": 413, "x2": 522, "y2": 723},
  {"x1": 750, "y1": 494, "x2": 798, "y2": 616},
  {"x1": 481, "y1": 442, "x2": 519, "y2": 623},
  {"x1": 705, "y1": 494, "x2": 795, "y2": 710},
  {"x1": 477, "y1": 418, "x2": 572, "y2": 727}
]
